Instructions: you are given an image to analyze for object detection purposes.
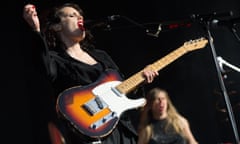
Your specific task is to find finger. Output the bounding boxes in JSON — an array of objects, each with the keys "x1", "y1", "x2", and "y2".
[
  {"x1": 24, "y1": 4, "x2": 35, "y2": 10},
  {"x1": 24, "y1": 4, "x2": 36, "y2": 14},
  {"x1": 24, "y1": 9, "x2": 37, "y2": 20},
  {"x1": 146, "y1": 72, "x2": 153, "y2": 83},
  {"x1": 148, "y1": 76, "x2": 153, "y2": 83}
]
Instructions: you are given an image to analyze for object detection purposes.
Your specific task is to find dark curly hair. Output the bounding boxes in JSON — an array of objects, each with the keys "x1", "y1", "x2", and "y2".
[{"x1": 42, "y1": 3, "x2": 95, "y2": 50}]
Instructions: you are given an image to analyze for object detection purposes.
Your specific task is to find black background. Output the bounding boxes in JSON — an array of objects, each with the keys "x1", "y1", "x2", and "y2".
[{"x1": 4, "y1": 0, "x2": 240, "y2": 144}]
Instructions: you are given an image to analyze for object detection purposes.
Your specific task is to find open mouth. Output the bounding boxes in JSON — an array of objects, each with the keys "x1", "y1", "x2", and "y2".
[{"x1": 78, "y1": 21, "x2": 85, "y2": 31}]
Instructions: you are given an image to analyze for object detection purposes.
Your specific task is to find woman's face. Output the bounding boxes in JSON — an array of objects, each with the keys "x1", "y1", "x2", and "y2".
[
  {"x1": 151, "y1": 91, "x2": 168, "y2": 117},
  {"x1": 58, "y1": 6, "x2": 85, "y2": 42}
]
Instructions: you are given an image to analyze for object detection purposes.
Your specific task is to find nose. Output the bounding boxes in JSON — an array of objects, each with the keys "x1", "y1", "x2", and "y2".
[
  {"x1": 77, "y1": 15, "x2": 83, "y2": 20},
  {"x1": 78, "y1": 16, "x2": 84, "y2": 24}
]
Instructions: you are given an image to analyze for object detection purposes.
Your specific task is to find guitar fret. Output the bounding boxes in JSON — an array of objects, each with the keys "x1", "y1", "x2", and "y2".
[
  {"x1": 116, "y1": 48, "x2": 187, "y2": 94},
  {"x1": 116, "y1": 72, "x2": 144, "y2": 94},
  {"x1": 152, "y1": 47, "x2": 187, "y2": 72}
]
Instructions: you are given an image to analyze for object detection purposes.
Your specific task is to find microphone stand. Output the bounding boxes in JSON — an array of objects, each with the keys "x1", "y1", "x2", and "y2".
[
  {"x1": 193, "y1": 16, "x2": 240, "y2": 144},
  {"x1": 226, "y1": 17, "x2": 240, "y2": 42},
  {"x1": 111, "y1": 15, "x2": 192, "y2": 38},
  {"x1": 231, "y1": 25, "x2": 240, "y2": 42},
  {"x1": 217, "y1": 56, "x2": 240, "y2": 73},
  {"x1": 119, "y1": 15, "x2": 160, "y2": 37}
]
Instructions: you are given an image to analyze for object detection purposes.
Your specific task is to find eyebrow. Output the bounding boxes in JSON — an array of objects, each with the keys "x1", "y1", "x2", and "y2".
[{"x1": 62, "y1": 12, "x2": 82, "y2": 17}]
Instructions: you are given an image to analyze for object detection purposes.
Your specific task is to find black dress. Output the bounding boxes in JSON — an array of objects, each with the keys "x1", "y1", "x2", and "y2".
[
  {"x1": 149, "y1": 119, "x2": 186, "y2": 144},
  {"x1": 29, "y1": 31, "x2": 138, "y2": 144}
]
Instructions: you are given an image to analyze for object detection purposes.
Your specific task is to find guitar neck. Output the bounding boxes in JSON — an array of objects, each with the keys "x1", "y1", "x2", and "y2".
[{"x1": 115, "y1": 46, "x2": 187, "y2": 94}]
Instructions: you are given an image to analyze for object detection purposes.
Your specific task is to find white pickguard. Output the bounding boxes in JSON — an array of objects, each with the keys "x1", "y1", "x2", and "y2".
[{"x1": 92, "y1": 81, "x2": 146, "y2": 117}]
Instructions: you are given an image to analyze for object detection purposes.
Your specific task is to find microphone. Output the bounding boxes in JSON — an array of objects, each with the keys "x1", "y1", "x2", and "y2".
[
  {"x1": 211, "y1": 16, "x2": 240, "y2": 42},
  {"x1": 211, "y1": 16, "x2": 240, "y2": 27},
  {"x1": 84, "y1": 15, "x2": 120, "y2": 30},
  {"x1": 107, "y1": 15, "x2": 121, "y2": 21}
]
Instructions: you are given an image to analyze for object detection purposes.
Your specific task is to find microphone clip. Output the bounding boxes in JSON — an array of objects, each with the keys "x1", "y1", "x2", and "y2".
[{"x1": 146, "y1": 24, "x2": 162, "y2": 38}]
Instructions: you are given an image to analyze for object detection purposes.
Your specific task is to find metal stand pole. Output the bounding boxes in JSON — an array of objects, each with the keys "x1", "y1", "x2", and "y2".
[{"x1": 203, "y1": 21, "x2": 240, "y2": 144}]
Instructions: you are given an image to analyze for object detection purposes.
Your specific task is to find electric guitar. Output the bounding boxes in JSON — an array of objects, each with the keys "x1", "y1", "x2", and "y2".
[{"x1": 56, "y1": 37, "x2": 208, "y2": 140}]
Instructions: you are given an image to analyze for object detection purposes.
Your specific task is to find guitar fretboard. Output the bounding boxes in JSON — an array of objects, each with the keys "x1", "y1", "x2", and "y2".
[{"x1": 115, "y1": 46, "x2": 188, "y2": 94}]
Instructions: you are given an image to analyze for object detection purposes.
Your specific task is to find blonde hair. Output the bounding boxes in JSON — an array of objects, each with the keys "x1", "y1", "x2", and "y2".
[{"x1": 138, "y1": 87, "x2": 186, "y2": 141}]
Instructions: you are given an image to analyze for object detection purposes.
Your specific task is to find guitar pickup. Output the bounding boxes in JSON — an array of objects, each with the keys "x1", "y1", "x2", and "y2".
[{"x1": 82, "y1": 96, "x2": 108, "y2": 116}]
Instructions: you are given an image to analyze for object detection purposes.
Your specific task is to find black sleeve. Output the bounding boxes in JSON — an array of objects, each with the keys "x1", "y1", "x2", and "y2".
[{"x1": 29, "y1": 31, "x2": 57, "y2": 82}]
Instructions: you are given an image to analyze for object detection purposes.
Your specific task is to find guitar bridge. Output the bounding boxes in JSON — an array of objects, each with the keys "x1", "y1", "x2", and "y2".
[{"x1": 90, "y1": 112, "x2": 117, "y2": 129}]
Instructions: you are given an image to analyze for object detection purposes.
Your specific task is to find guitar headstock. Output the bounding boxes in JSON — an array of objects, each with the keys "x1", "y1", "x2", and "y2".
[{"x1": 183, "y1": 37, "x2": 208, "y2": 51}]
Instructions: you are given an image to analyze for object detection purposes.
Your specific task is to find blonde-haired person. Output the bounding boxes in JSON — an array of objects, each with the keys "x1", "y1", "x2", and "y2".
[{"x1": 138, "y1": 87, "x2": 198, "y2": 144}]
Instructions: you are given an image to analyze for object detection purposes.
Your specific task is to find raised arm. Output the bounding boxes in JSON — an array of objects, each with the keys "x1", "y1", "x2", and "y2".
[{"x1": 22, "y1": 4, "x2": 57, "y2": 81}]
